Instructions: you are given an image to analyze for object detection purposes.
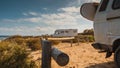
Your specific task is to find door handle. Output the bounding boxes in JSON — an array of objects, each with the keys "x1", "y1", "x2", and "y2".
[{"x1": 107, "y1": 16, "x2": 120, "y2": 20}]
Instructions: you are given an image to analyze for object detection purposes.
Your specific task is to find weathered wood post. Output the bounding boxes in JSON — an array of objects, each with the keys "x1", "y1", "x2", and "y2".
[
  {"x1": 41, "y1": 40, "x2": 52, "y2": 68},
  {"x1": 70, "y1": 40, "x2": 73, "y2": 47},
  {"x1": 52, "y1": 47, "x2": 69, "y2": 66},
  {"x1": 77, "y1": 37, "x2": 79, "y2": 45}
]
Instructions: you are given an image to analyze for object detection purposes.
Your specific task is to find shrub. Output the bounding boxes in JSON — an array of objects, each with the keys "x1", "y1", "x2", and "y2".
[
  {"x1": 73, "y1": 35, "x2": 94, "y2": 43},
  {"x1": 26, "y1": 38, "x2": 42, "y2": 51},
  {"x1": 13, "y1": 38, "x2": 26, "y2": 46},
  {"x1": 4, "y1": 35, "x2": 42, "y2": 51},
  {"x1": 50, "y1": 40, "x2": 61, "y2": 45},
  {"x1": 5, "y1": 35, "x2": 22, "y2": 40},
  {"x1": 82, "y1": 29, "x2": 94, "y2": 35},
  {"x1": 0, "y1": 41, "x2": 37, "y2": 68}
]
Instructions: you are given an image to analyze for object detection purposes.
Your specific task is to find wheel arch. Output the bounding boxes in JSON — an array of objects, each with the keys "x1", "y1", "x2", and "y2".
[{"x1": 113, "y1": 39, "x2": 120, "y2": 52}]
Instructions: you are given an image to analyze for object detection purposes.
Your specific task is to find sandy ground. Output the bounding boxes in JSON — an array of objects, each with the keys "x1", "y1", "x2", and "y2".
[{"x1": 31, "y1": 43, "x2": 117, "y2": 68}]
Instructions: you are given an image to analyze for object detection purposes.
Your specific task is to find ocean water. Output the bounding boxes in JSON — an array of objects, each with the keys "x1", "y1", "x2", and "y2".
[{"x1": 0, "y1": 36, "x2": 9, "y2": 40}]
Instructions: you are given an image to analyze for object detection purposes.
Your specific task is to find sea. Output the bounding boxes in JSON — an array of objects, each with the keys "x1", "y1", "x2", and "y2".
[{"x1": 0, "y1": 36, "x2": 9, "y2": 40}]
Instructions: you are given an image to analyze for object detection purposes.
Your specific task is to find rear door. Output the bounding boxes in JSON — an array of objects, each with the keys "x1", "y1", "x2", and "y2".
[
  {"x1": 94, "y1": 0, "x2": 110, "y2": 44},
  {"x1": 107, "y1": 0, "x2": 120, "y2": 36}
]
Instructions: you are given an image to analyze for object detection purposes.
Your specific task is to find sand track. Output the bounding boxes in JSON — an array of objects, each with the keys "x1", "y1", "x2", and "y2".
[
  {"x1": 31, "y1": 43, "x2": 117, "y2": 68},
  {"x1": 51, "y1": 43, "x2": 116, "y2": 68}
]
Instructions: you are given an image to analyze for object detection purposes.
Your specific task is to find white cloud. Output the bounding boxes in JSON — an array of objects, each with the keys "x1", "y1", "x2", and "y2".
[
  {"x1": 0, "y1": 27, "x2": 23, "y2": 32},
  {"x1": 58, "y1": 7, "x2": 80, "y2": 13},
  {"x1": 29, "y1": 12, "x2": 38, "y2": 16},
  {"x1": 23, "y1": 13, "x2": 28, "y2": 16},
  {"x1": 2, "y1": 19, "x2": 16, "y2": 22},
  {"x1": 78, "y1": 0, "x2": 100, "y2": 3},
  {"x1": 23, "y1": 12, "x2": 38, "y2": 16},
  {"x1": 43, "y1": 8, "x2": 47, "y2": 10},
  {"x1": 35, "y1": 27, "x2": 55, "y2": 32},
  {"x1": 1, "y1": 6, "x2": 93, "y2": 35},
  {"x1": 22, "y1": 17, "x2": 42, "y2": 23},
  {"x1": 0, "y1": 26, "x2": 56, "y2": 35},
  {"x1": 67, "y1": 0, "x2": 100, "y2": 7},
  {"x1": 2, "y1": 6, "x2": 81, "y2": 26}
]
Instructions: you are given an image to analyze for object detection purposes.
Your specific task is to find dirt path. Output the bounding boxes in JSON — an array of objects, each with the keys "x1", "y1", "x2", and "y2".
[
  {"x1": 31, "y1": 43, "x2": 117, "y2": 68},
  {"x1": 51, "y1": 43, "x2": 116, "y2": 68}
]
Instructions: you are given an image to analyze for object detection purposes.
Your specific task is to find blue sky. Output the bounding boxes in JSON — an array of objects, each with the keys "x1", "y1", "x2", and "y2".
[{"x1": 0, "y1": 0, "x2": 100, "y2": 36}]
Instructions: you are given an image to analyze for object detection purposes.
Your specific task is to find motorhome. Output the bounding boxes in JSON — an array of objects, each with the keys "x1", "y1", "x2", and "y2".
[
  {"x1": 53, "y1": 29, "x2": 78, "y2": 37},
  {"x1": 80, "y1": 0, "x2": 120, "y2": 67}
]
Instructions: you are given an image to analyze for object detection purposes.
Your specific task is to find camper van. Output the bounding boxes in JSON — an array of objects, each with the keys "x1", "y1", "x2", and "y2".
[
  {"x1": 53, "y1": 29, "x2": 78, "y2": 37},
  {"x1": 80, "y1": 0, "x2": 120, "y2": 67}
]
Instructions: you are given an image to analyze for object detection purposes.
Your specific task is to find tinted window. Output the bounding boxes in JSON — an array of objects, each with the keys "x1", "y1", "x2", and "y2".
[
  {"x1": 61, "y1": 31, "x2": 64, "y2": 33},
  {"x1": 73, "y1": 30, "x2": 77, "y2": 33},
  {"x1": 112, "y1": 0, "x2": 120, "y2": 9},
  {"x1": 65, "y1": 31, "x2": 68, "y2": 33},
  {"x1": 99, "y1": 0, "x2": 109, "y2": 12}
]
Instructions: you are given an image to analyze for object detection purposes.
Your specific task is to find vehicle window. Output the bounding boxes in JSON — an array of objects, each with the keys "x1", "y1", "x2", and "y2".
[
  {"x1": 99, "y1": 0, "x2": 109, "y2": 12},
  {"x1": 73, "y1": 30, "x2": 77, "y2": 33},
  {"x1": 61, "y1": 31, "x2": 64, "y2": 33},
  {"x1": 65, "y1": 31, "x2": 68, "y2": 33},
  {"x1": 112, "y1": 0, "x2": 120, "y2": 9},
  {"x1": 55, "y1": 32, "x2": 59, "y2": 35}
]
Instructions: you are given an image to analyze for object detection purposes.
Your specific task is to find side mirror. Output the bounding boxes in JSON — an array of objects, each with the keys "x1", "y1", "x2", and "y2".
[{"x1": 80, "y1": 3, "x2": 99, "y2": 21}]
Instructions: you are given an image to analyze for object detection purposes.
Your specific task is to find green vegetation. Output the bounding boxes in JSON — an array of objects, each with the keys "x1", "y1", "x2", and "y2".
[
  {"x1": 0, "y1": 28, "x2": 94, "y2": 68},
  {"x1": 26, "y1": 38, "x2": 42, "y2": 51},
  {"x1": 80, "y1": 29, "x2": 94, "y2": 42},
  {"x1": 79, "y1": 29, "x2": 94, "y2": 35},
  {"x1": 4, "y1": 36, "x2": 42, "y2": 51},
  {"x1": 2, "y1": 28, "x2": 94, "y2": 50},
  {"x1": 50, "y1": 40, "x2": 61, "y2": 45},
  {"x1": 0, "y1": 41, "x2": 37, "y2": 68},
  {"x1": 73, "y1": 35, "x2": 94, "y2": 43},
  {"x1": 73, "y1": 29, "x2": 94, "y2": 43}
]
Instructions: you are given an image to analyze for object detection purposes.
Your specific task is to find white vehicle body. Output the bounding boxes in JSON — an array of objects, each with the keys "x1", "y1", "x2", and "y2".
[
  {"x1": 53, "y1": 29, "x2": 78, "y2": 37},
  {"x1": 81, "y1": 0, "x2": 120, "y2": 58},
  {"x1": 94, "y1": 0, "x2": 120, "y2": 46},
  {"x1": 81, "y1": 0, "x2": 120, "y2": 67}
]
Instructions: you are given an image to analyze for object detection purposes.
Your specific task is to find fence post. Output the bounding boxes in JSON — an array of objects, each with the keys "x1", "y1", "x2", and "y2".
[
  {"x1": 52, "y1": 47, "x2": 69, "y2": 66},
  {"x1": 41, "y1": 40, "x2": 52, "y2": 68},
  {"x1": 70, "y1": 40, "x2": 73, "y2": 47}
]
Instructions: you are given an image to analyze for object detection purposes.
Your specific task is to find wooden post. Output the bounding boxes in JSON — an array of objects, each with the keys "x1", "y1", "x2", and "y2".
[
  {"x1": 52, "y1": 47, "x2": 69, "y2": 66},
  {"x1": 77, "y1": 38, "x2": 79, "y2": 45},
  {"x1": 70, "y1": 40, "x2": 73, "y2": 47},
  {"x1": 41, "y1": 40, "x2": 52, "y2": 68}
]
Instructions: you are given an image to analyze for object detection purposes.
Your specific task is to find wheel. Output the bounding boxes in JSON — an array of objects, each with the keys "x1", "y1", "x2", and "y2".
[{"x1": 114, "y1": 46, "x2": 120, "y2": 67}]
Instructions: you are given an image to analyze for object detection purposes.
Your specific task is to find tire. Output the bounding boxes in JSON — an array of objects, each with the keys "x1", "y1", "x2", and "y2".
[{"x1": 114, "y1": 46, "x2": 120, "y2": 68}]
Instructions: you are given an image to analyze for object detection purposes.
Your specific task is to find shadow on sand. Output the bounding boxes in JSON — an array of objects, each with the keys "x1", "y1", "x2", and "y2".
[{"x1": 85, "y1": 61, "x2": 117, "y2": 68}]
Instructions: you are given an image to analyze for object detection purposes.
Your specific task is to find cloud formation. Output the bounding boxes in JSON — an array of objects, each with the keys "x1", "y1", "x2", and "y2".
[{"x1": 1, "y1": 2, "x2": 95, "y2": 35}]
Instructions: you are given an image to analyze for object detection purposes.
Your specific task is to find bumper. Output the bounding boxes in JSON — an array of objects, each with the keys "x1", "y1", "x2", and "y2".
[
  {"x1": 92, "y1": 43, "x2": 112, "y2": 52},
  {"x1": 92, "y1": 43, "x2": 113, "y2": 58}
]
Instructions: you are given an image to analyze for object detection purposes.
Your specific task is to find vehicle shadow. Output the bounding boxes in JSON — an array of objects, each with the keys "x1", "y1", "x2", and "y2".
[{"x1": 85, "y1": 61, "x2": 117, "y2": 68}]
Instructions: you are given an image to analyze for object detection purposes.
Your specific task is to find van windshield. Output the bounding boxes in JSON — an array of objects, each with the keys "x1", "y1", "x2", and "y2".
[
  {"x1": 112, "y1": 0, "x2": 120, "y2": 9},
  {"x1": 99, "y1": 0, "x2": 109, "y2": 12}
]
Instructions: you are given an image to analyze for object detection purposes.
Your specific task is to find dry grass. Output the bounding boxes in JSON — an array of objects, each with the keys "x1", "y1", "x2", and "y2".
[
  {"x1": 0, "y1": 41, "x2": 37, "y2": 68},
  {"x1": 4, "y1": 36, "x2": 42, "y2": 51}
]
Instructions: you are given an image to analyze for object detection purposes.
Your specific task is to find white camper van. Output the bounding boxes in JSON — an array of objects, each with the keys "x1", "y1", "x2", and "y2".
[
  {"x1": 53, "y1": 29, "x2": 78, "y2": 37},
  {"x1": 80, "y1": 0, "x2": 120, "y2": 67}
]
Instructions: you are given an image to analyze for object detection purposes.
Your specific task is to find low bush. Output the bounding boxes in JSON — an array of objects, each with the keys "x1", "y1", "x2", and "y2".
[
  {"x1": 4, "y1": 35, "x2": 42, "y2": 51},
  {"x1": 50, "y1": 40, "x2": 61, "y2": 45},
  {"x1": 0, "y1": 41, "x2": 37, "y2": 68},
  {"x1": 26, "y1": 38, "x2": 42, "y2": 51},
  {"x1": 73, "y1": 35, "x2": 94, "y2": 43}
]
